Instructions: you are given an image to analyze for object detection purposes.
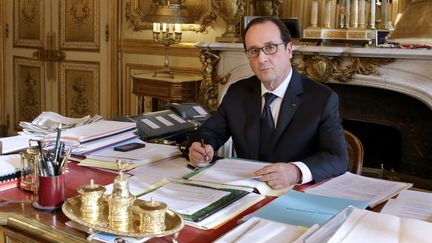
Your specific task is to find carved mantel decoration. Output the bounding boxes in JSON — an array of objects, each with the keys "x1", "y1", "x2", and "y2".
[
  {"x1": 199, "y1": 50, "x2": 228, "y2": 112},
  {"x1": 293, "y1": 53, "x2": 394, "y2": 83}
]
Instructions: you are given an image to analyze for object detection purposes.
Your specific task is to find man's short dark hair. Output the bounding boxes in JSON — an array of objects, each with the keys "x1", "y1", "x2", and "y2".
[{"x1": 243, "y1": 16, "x2": 292, "y2": 50}]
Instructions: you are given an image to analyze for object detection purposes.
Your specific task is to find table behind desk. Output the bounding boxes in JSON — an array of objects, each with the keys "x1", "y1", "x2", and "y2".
[{"x1": 0, "y1": 162, "x2": 275, "y2": 243}]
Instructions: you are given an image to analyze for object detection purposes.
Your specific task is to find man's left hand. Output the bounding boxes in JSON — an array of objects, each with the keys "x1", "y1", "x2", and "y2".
[{"x1": 254, "y1": 163, "x2": 302, "y2": 189}]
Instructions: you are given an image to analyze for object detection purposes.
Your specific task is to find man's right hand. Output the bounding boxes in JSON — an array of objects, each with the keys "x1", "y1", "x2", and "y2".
[{"x1": 188, "y1": 141, "x2": 214, "y2": 167}]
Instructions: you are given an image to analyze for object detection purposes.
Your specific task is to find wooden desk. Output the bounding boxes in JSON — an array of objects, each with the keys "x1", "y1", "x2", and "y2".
[
  {"x1": 0, "y1": 162, "x2": 273, "y2": 243},
  {"x1": 132, "y1": 73, "x2": 202, "y2": 113}
]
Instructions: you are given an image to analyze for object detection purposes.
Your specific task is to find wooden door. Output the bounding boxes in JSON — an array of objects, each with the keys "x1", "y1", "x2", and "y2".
[{"x1": 3, "y1": 0, "x2": 115, "y2": 135}]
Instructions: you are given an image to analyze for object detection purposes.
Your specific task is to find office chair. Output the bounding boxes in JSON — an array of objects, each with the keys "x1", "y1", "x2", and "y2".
[{"x1": 344, "y1": 130, "x2": 364, "y2": 175}]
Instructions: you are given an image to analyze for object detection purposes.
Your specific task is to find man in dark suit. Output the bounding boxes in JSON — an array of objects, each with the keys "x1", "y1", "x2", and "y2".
[{"x1": 187, "y1": 16, "x2": 348, "y2": 189}]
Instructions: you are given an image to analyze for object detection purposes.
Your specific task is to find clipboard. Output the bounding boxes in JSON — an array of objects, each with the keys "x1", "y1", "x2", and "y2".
[{"x1": 303, "y1": 206, "x2": 355, "y2": 243}]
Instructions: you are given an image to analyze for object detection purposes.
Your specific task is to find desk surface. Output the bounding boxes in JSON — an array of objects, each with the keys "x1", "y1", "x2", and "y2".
[{"x1": 0, "y1": 162, "x2": 274, "y2": 243}]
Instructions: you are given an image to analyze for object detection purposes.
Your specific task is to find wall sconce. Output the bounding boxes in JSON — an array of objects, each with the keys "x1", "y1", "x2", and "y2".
[
  {"x1": 144, "y1": 1, "x2": 192, "y2": 78},
  {"x1": 387, "y1": 0, "x2": 432, "y2": 46}
]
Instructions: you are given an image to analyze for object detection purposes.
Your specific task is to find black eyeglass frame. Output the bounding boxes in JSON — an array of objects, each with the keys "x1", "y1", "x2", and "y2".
[{"x1": 245, "y1": 42, "x2": 287, "y2": 58}]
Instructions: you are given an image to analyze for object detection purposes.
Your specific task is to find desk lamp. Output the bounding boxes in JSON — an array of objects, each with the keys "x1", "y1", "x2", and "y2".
[
  {"x1": 387, "y1": 0, "x2": 432, "y2": 46},
  {"x1": 144, "y1": 1, "x2": 192, "y2": 79}
]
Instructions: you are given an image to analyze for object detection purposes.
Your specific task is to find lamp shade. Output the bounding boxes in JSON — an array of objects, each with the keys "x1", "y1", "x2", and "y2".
[
  {"x1": 387, "y1": 0, "x2": 432, "y2": 45},
  {"x1": 143, "y1": 3, "x2": 192, "y2": 24}
]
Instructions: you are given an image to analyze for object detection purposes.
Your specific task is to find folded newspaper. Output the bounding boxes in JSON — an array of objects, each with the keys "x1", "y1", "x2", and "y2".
[{"x1": 19, "y1": 111, "x2": 103, "y2": 135}]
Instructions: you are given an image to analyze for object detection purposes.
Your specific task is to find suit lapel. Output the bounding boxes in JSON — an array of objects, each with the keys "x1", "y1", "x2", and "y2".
[
  {"x1": 273, "y1": 70, "x2": 303, "y2": 146},
  {"x1": 244, "y1": 77, "x2": 262, "y2": 160}
]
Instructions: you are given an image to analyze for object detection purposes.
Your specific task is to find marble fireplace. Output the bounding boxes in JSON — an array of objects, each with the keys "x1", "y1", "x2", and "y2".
[{"x1": 196, "y1": 42, "x2": 432, "y2": 189}]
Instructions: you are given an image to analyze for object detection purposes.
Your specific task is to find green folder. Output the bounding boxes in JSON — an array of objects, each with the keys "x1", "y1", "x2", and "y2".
[{"x1": 139, "y1": 181, "x2": 249, "y2": 222}]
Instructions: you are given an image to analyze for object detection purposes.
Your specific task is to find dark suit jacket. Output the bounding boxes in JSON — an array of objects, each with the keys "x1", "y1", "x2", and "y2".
[{"x1": 190, "y1": 69, "x2": 348, "y2": 182}]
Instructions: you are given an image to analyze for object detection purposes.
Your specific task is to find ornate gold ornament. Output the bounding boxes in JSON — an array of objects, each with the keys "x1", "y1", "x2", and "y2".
[
  {"x1": 69, "y1": 0, "x2": 91, "y2": 28},
  {"x1": 62, "y1": 159, "x2": 184, "y2": 239},
  {"x1": 199, "y1": 50, "x2": 230, "y2": 112},
  {"x1": 21, "y1": 0, "x2": 37, "y2": 24},
  {"x1": 21, "y1": 72, "x2": 40, "y2": 121},
  {"x1": 70, "y1": 78, "x2": 91, "y2": 118},
  {"x1": 296, "y1": 53, "x2": 394, "y2": 83}
]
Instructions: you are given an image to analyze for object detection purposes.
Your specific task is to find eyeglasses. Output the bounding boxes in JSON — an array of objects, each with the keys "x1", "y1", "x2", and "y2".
[{"x1": 245, "y1": 43, "x2": 286, "y2": 58}]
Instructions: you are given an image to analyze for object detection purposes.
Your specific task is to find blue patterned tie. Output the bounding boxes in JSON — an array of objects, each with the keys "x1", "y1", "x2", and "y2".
[{"x1": 259, "y1": 93, "x2": 277, "y2": 161}]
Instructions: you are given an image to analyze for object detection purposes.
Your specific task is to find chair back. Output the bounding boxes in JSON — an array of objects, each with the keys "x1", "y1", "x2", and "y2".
[{"x1": 344, "y1": 130, "x2": 364, "y2": 174}]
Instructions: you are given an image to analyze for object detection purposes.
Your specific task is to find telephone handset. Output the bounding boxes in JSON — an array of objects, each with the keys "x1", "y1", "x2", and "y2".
[{"x1": 166, "y1": 103, "x2": 210, "y2": 122}]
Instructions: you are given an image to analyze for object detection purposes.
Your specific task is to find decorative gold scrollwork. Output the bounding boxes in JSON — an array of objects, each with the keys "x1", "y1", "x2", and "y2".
[
  {"x1": 199, "y1": 50, "x2": 230, "y2": 112},
  {"x1": 298, "y1": 53, "x2": 394, "y2": 83},
  {"x1": 69, "y1": 0, "x2": 91, "y2": 28}
]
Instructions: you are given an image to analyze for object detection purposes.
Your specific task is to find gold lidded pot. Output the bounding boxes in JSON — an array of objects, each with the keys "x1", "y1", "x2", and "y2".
[
  {"x1": 78, "y1": 179, "x2": 106, "y2": 223},
  {"x1": 132, "y1": 198, "x2": 167, "y2": 233},
  {"x1": 107, "y1": 160, "x2": 135, "y2": 232}
]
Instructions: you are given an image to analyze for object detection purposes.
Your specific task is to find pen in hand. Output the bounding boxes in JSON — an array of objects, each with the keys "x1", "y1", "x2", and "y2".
[{"x1": 201, "y1": 139, "x2": 209, "y2": 162}]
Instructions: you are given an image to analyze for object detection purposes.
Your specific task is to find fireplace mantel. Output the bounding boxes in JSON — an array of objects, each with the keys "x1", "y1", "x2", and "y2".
[
  {"x1": 196, "y1": 43, "x2": 432, "y2": 188},
  {"x1": 196, "y1": 42, "x2": 432, "y2": 111}
]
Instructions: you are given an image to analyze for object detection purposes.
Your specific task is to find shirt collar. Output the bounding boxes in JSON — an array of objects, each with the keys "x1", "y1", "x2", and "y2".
[{"x1": 261, "y1": 68, "x2": 293, "y2": 98}]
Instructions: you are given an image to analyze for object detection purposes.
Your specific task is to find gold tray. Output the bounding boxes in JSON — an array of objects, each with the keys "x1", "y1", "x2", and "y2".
[{"x1": 62, "y1": 196, "x2": 184, "y2": 238}]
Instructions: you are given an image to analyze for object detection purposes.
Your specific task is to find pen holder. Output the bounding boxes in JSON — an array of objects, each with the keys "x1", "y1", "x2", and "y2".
[{"x1": 32, "y1": 174, "x2": 65, "y2": 211}]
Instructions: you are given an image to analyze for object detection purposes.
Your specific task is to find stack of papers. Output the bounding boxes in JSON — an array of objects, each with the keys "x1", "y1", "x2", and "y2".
[
  {"x1": 325, "y1": 207, "x2": 432, "y2": 243},
  {"x1": 79, "y1": 140, "x2": 181, "y2": 170},
  {"x1": 381, "y1": 190, "x2": 432, "y2": 222},
  {"x1": 184, "y1": 158, "x2": 292, "y2": 196},
  {"x1": 19, "y1": 111, "x2": 102, "y2": 135},
  {"x1": 0, "y1": 134, "x2": 38, "y2": 154},
  {"x1": 46, "y1": 120, "x2": 136, "y2": 143},
  {"x1": 304, "y1": 172, "x2": 413, "y2": 208},
  {"x1": 0, "y1": 154, "x2": 21, "y2": 177}
]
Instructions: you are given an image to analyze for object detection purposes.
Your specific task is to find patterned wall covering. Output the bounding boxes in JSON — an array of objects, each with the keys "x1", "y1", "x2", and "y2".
[
  {"x1": 60, "y1": 62, "x2": 99, "y2": 118},
  {"x1": 13, "y1": 57, "x2": 45, "y2": 127},
  {"x1": 14, "y1": 0, "x2": 44, "y2": 48},
  {"x1": 60, "y1": 0, "x2": 99, "y2": 50}
]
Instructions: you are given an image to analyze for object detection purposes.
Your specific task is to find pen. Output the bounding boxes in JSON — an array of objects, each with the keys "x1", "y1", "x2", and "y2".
[
  {"x1": 201, "y1": 139, "x2": 209, "y2": 162},
  {"x1": 53, "y1": 123, "x2": 63, "y2": 165}
]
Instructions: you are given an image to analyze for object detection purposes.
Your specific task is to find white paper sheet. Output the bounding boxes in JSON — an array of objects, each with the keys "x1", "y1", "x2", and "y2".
[
  {"x1": 381, "y1": 190, "x2": 432, "y2": 222},
  {"x1": 138, "y1": 182, "x2": 229, "y2": 215},
  {"x1": 215, "y1": 217, "x2": 308, "y2": 243},
  {"x1": 304, "y1": 172, "x2": 412, "y2": 207},
  {"x1": 189, "y1": 158, "x2": 291, "y2": 196}
]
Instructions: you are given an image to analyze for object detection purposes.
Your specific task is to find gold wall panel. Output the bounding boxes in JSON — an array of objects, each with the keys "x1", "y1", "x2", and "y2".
[
  {"x1": 14, "y1": 0, "x2": 44, "y2": 48},
  {"x1": 60, "y1": 62, "x2": 99, "y2": 117},
  {"x1": 13, "y1": 57, "x2": 45, "y2": 127},
  {"x1": 60, "y1": 0, "x2": 100, "y2": 50}
]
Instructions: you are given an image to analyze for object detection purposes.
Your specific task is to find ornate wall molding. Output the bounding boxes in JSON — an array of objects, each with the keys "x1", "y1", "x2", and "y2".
[
  {"x1": 14, "y1": 0, "x2": 44, "y2": 48},
  {"x1": 59, "y1": 62, "x2": 100, "y2": 117},
  {"x1": 13, "y1": 57, "x2": 45, "y2": 129},
  {"x1": 60, "y1": 0, "x2": 100, "y2": 50}
]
